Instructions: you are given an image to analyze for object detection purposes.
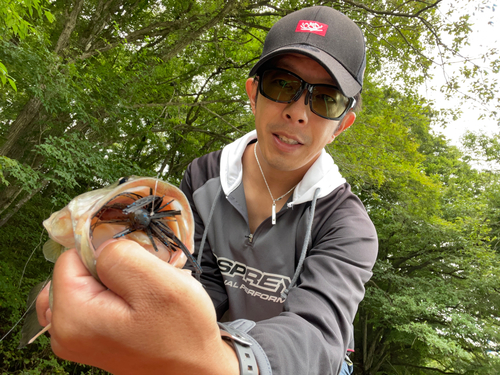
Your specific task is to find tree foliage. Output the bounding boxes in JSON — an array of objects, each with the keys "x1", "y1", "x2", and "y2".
[
  {"x1": 0, "y1": 0, "x2": 54, "y2": 90},
  {"x1": 339, "y1": 88, "x2": 500, "y2": 372},
  {"x1": 1, "y1": 0, "x2": 499, "y2": 374}
]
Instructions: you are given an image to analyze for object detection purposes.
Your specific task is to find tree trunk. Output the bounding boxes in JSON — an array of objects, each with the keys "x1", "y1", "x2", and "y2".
[
  {"x1": 1, "y1": 0, "x2": 85, "y2": 159},
  {"x1": 0, "y1": 180, "x2": 49, "y2": 228},
  {"x1": 0, "y1": 0, "x2": 87, "y2": 223},
  {"x1": 54, "y1": 0, "x2": 86, "y2": 54},
  {"x1": 0, "y1": 97, "x2": 42, "y2": 159},
  {"x1": 0, "y1": 185, "x2": 23, "y2": 216}
]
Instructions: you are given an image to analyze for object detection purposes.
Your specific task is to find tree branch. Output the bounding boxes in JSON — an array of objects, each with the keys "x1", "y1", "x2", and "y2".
[
  {"x1": 128, "y1": 99, "x2": 245, "y2": 109},
  {"x1": 340, "y1": 0, "x2": 443, "y2": 18},
  {"x1": 200, "y1": 105, "x2": 245, "y2": 135},
  {"x1": 390, "y1": 362, "x2": 464, "y2": 374},
  {"x1": 54, "y1": 0, "x2": 86, "y2": 54}
]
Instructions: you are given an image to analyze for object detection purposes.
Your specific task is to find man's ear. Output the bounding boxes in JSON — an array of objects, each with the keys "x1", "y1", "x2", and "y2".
[
  {"x1": 334, "y1": 111, "x2": 356, "y2": 137},
  {"x1": 245, "y1": 78, "x2": 258, "y2": 114}
]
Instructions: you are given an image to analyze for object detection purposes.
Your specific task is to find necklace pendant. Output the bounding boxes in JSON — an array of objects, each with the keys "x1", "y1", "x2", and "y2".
[{"x1": 272, "y1": 202, "x2": 276, "y2": 225}]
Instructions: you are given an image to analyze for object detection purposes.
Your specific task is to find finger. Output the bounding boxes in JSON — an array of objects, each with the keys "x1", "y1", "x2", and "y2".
[
  {"x1": 94, "y1": 238, "x2": 119, "y2": 258},
  {"x1": 49, "y1": 335, "x2": 94, "y2": 368},
  {"x1": 52, "y1": 248, "x2": 106, "y2": 297},
  {"x1": 53, "y1": 248, "x2": 92, "y2": 278},
  {"x1": 36, "y1": 281, "x2": 51, "y2": 326},
  {"x1": 96, "y1": 239, "x2": 198, "y2": 305},
  {"x1": 49, "y1": 248, "x2": 128, "y2": 355},
  {"x1": 50, "y1": 248, "x2": 109, "y2": 338}
]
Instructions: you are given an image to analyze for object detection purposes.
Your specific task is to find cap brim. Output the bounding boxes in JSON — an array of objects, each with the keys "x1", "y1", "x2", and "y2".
[{"x1": 249, "y1": 44, "x2": 361, "y2": 98}]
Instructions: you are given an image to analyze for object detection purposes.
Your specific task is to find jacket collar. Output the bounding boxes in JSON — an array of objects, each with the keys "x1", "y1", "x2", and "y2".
[{"x1": 220, "y1": 130, "x2": 345, "y2": 205}]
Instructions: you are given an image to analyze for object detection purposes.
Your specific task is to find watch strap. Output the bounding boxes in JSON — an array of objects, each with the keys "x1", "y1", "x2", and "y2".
[{"x1": 218, "y1": 322, "x2": 258, "y2": 375}]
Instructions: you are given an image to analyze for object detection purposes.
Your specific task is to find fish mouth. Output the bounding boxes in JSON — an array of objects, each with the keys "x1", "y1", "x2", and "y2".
[
  {"x1": 43, "y1": 176, "x2": 196, "y2": 280},
  {"x1": 88, "y1": 181, "x2": 193, "y2": 268}
]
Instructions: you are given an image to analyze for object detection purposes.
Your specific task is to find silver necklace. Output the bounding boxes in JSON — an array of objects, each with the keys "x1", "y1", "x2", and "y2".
[{"x1": 254, "y1": 142, "x2": 297, "y2": 225}]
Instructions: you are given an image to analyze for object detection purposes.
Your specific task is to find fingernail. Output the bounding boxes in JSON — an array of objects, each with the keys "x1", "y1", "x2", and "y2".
[{"x1": 95, "y1": 239, "x2": 120, "y2": 258}]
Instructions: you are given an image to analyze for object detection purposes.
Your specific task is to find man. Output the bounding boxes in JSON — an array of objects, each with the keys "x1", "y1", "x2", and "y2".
[{"x1": 36, "y1": 6, "x2": 377, "y2": 375}]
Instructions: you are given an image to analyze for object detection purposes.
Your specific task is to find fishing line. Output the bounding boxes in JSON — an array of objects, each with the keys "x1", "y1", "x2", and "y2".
[
  {"x1": 0, "y1": 273, "x2": 52, "y2": 343},
  {"x1": 18, "y1": 228, "x2": 46, "y2": 288},
  {"x1": 19, "y1": 202, "x2": 55, "y2": 288},
  {"x1": 3, "y1": 203, "x2": 56, "y2": 343},
  {"x1": 151, "y1": 178, "x2": 159, "y2": 216}
]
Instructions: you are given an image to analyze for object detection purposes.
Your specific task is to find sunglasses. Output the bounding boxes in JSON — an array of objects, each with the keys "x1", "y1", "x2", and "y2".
[{"x1": 258, "y1": 68, "x2": 355, "y2": 120}]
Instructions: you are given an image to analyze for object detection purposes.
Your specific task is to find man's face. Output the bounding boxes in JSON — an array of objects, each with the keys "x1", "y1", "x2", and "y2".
[{"x1": 245, "y1": 54, "x2": 356, "y2": 175}]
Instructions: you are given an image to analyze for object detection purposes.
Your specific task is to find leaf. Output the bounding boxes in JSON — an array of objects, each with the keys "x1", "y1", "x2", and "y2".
[
  {"x1": 44, "y1": 10, "x2": 55, "y2": 23},
  {"x1": 8, "y1": 77, "x2": 17, "y2": 91}
]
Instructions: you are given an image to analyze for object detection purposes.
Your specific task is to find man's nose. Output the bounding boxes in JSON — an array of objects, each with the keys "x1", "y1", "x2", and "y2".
[{"x1": 283, "y1": 90, "x2": 310, "y2": 124}]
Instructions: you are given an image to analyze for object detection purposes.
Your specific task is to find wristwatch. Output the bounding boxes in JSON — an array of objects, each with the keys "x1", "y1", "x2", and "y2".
[{"x1": 218, "y1": 322, "x2": 258, "y2": 375}]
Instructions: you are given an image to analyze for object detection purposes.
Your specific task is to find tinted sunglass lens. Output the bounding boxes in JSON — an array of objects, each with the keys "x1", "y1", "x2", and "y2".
[
  {"x1": 260, "y1": 69, "x2": 351, "y2": 119},
  {"x1": 310, "y1": 86, "x2": 349, "y2": 119},
  {"x1": 261, "y1": 70, "x2": 302, "y2": 102}
]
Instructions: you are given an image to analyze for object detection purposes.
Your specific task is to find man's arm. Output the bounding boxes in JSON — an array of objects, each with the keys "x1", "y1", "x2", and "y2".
[
  {"x1": 36, "y1": 240, "x2": 239, "y2": 375},
  {"x1": 227, "y1": 186, "x2": 378, "y2": 375}
]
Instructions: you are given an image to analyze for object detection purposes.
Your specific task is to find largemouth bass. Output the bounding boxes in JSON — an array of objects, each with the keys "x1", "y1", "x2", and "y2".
[{"x1": 18, "y1": 176, "x2": 197, "y2": 348}]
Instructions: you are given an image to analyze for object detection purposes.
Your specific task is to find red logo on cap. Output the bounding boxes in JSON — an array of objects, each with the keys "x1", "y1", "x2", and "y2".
[{"x1": 295, "y1": 20, "x2": 328, "y2": 36}]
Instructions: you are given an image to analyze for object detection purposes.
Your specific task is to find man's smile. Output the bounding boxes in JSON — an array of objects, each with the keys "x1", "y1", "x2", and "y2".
[{"x1": 276, "y1": 134, "x2": 301, "y2": 145}]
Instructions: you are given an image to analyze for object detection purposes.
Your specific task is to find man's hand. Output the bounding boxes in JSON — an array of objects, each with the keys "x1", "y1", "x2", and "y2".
[{"x1": 36, "y1": 239, "x2": 239, "y2": 375}]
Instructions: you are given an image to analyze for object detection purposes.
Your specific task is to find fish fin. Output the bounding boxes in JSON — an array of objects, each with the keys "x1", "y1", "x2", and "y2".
[
  {"x1": 42, "y1": 239, "x2": 66, "y2": 263},
  {"x1": 18, "y1": 281, "x2": 50, "y2": 349}
]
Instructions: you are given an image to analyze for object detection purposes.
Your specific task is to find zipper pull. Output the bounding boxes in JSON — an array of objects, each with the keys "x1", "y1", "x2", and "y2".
[{"x1": 272, "y1": 202, "x2": 277, "y2": 225}]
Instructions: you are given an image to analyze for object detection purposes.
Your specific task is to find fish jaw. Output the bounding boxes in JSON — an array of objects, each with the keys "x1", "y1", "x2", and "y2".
[
  {"x1": 42, "y1": 176, "x2": 195, "y2": 280},
  {"x1": 43, "y1": 207, "x2": 76, "y2": 249}
]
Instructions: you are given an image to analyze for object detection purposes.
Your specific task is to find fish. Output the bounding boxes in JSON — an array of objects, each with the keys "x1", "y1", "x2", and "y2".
[{"x1": 18, "y1": 176, "x2": 196, "y2": 348}]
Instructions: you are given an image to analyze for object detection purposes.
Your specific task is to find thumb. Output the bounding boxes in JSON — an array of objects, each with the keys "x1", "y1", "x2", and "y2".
[{"x1": 95, "y1": 239, "x2": 196, "y2": 306}]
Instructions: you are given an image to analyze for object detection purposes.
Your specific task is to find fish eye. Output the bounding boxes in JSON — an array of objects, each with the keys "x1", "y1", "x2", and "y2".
[{"x1": 118, "y1": 177, "x2": 130, "y2": 185}]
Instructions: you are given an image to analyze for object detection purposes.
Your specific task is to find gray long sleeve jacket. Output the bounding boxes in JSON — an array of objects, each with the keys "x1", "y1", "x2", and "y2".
[{"x1": 181, "y1": 131, "x2": 378, "y2": 375}]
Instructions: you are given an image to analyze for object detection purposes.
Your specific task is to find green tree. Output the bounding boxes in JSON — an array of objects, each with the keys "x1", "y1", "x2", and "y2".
[
  {"x1": 1, "y1": 1, "x2": 500, "y2": 374},
  {"x1": 0, "y1": 0, "x2": 54, "y2": 90},
  {"x1": 339, "y1": 85, "x2": 500, "y2": 374},
  {"x1": 1, "y1": 0, "x2": 498, "y2": 225}
]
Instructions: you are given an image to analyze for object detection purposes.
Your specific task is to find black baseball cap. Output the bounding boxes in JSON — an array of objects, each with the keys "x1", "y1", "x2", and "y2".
[{"x1": 249, "y1": 6, "x2": 366, "y2": 98}]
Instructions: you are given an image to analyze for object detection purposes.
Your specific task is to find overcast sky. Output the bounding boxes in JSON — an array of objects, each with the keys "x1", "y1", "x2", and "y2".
[{"x1": 422, "y1": 1, "x2": 499, "y2": 147}]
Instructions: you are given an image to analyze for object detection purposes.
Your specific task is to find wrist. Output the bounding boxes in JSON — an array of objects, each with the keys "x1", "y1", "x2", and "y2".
[
  {"x1": 218, "y1": 323, "x2": 259, "y2": 375},
  {"x1": 219, "y1": 338, "x2": 241, "y2": 375},
  {"x1": 177, "y1": 324, "x2": 240, "y2": 375}
]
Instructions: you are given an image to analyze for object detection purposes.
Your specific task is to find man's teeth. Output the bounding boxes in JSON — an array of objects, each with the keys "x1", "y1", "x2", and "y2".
[{"x1": 278, "y1": 135, "x2": 299, "y2": 145}]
